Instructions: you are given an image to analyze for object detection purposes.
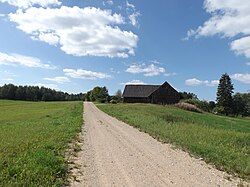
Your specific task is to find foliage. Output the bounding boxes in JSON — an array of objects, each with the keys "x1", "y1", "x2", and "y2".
[
  {"x1": 212, "y1": 106, "x2": 225, "y2": 115},
  {"x1": 85, "y1": 91, "x2": 91, "y2": 101},
  {"x1": 0, "y1": 84, "x2": 85, "y2": 102},
  {"x1": 209, "y1": 101, "x2": 216, "y2": 110},
  {"x1": 110, "y1": 89, "x2": 123, "y2": 103},
  {"x1": 97, "y1": 103, "x2": 250, "y2": 180},
  {"x1": 115, "y1": 89, "x2": 123, "y2": 102},
  {"x1": 175, "y1": 102, "x2": 202, "y2": 113},
  {"x1": 233, "y1": 93, "x2": 250, "y2": 116},
  {"x1": 216, "y1": 73, "x2": 234, "y2": 115},
  {"x1": 179, "y1": 91, "x2": 198, "y2": 100},
  {"x1": 0, "y1": 100, "x2": 83, "y2": 186},
  {"x1": 182, "y1": 99, "x2": 214, "y2": 112},
  {"x1": 110, "y1": 99, "x2": 118, "y2": 104},
  {"x1": 86, "y1": 86, "x2": 110, "y2": 103}
]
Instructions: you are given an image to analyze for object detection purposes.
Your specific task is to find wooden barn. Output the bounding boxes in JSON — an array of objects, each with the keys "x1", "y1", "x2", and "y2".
[{"x1": 122, "y1": 82, "x2": 180, "y2": 104}]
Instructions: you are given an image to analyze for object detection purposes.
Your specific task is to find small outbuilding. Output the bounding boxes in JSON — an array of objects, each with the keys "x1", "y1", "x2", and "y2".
[{"x1": 122, "y1": 82, "x2": 180, "y2": 104}]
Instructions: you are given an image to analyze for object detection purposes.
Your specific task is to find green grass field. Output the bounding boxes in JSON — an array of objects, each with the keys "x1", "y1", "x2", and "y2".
[
  {"x1": 0, "y1": 100, "x2": 83, "y2": 186},
  {"x1": 97, "y1": 103, "x2": 250, "y2": 180}
]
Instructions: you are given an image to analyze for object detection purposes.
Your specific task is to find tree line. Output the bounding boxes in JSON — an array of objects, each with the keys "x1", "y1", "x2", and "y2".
[
  {"x1": 179, "y1": 74, "x2": 250, "y2": 117},
  {"x1": 0, "y1": 84, "x2": 85, "y2": 101},
  {"x1": 0, "y1": 84, "x2": 121, "y2": 103},
  {"x1": 215, "y1": 73, "x2": 250, "y2": 116},
  {"x1": 1, "y1": 74, "x2": 249, "y2": 116}
]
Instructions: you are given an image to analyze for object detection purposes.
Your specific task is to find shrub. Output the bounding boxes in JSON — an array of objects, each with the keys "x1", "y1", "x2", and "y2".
[
  {"x1": 209, "y1": 101, "x2": 216, "y2": 110},
  {"x1": 183, "y1": 99, "x2": 212, "y2": 112},
  {"x1": 179, "y1": 91, "x2": 198, "y2": 100},
  {"x1": 175, "y1": 102, "x2": 203, "y2": 113},
  {"x1": 212, "y1": 106, "x2": 225, "y2": 115},
  {"x1": 110, "y1": 99, "x2": 117, "y2": 104}
]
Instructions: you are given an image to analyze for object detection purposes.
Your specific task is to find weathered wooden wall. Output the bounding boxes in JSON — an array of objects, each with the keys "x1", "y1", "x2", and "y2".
[
  {"x1": 123, "y1": 83, "x2": 180, "y2": 104},
  {"x1": 150, "y1": 83, "x2": 180, "y2": 104},
  {"x1": 123, "y1": 97, "x2": 150, "y2": 103}
]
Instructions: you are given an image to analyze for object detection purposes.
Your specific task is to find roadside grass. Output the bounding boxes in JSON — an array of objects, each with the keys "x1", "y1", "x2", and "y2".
[
  {"x1": 97, "y1": 103, "x2": 250, "y2": 180},
  {"x1": 0, "y1": 100, "x2": 83, "y2": 186}
]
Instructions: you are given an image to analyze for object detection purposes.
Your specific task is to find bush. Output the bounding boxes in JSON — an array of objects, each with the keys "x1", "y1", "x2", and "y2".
[
  {"x1": 209, "y1": 101, "x2": 216, "y2": 110},
  {"x1": 175, "y1": 102, "x2": 203, "y2": 113},
  {"x1": 179, "y1": 92, "x2": 198, "y2": 100},
  {"x1": 110, "y1": 99, "x2": 117, "y2": 104},
  {"x1": 183, "y1": 99, "x2": 212, "y2": 112},
  {"x1": 212, "y1": 106, "x2": 225, "y2": 115}
]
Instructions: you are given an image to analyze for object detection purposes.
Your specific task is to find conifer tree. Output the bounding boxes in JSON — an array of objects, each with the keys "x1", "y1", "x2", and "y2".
[{"x1": 216, "y1": 73, "x2": 234, "y2": 115}]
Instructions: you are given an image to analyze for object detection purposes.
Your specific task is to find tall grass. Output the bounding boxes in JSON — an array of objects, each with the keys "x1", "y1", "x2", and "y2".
[
  {"x1": 97, "y1": 103, "x2": 250, "y2": 180},
  {"x1": 0, "y1": 100, "x2": 83, "y2": 186}
]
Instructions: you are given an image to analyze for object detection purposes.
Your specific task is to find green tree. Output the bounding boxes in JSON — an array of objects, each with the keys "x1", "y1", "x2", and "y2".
[
  {"x1": 233, "y1": 93, "x2": 249, "y2": 116},
  {"x1": 179, "y1": 92, "x2": 198, "y2": 100},
  {"x1": 209, "y1": 101, "x2": 216, "y2": 111},
  {"x1": 99, "y1": 87, "x2": 109, "y2": 103},
  {"x1": 85, "y1": 91, "x2": 91, "y2": 101},
  {"x1": 216, "y1": 73, "x2": 234, "y2": 115},
  {"x1": 90, "y1": 87, "x2": 102, "y2": 101},
  {"x1": 110, "y1": 89, "x2": 122, "y2": 103},
  {"x1": 0, "y1": 84, "x2": 17, "y2": 100},
  {"x1": 88, "y1": 86, "x2": 110, "y2": 103},
  {"x1": 15, "y1": 86, "x2": 26, "y2": 100}
]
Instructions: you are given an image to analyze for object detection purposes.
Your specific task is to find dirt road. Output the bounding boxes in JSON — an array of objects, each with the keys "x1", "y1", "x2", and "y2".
[{"x1": 71, "y1": 102, "x2": 240, "y2": 186}]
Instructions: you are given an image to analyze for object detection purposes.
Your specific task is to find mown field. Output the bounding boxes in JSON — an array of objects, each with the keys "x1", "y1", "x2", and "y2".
[
  {"x1": 0, "y1": 100, "x2": 83, "y2": 186},
  {"x1": 97, "y1": 103, "x2": 250, "y2": 180}
]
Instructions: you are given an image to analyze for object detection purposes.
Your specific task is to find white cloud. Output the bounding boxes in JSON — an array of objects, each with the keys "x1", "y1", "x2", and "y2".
[
  {"x1": 1, "y1": 70, "x2": 16, "y2": 82},
  {"x1": 0, "y1": 0, "x2": 61, "y2": 9},
  {"x1": 0, "y1": 78, "x2": 14, "y2": 85},
  {"x1": 231, "y1": 36, "x2": 250, "y2": 58},
  {"x1": 129, "y1": 12, "x2": 140, "y2": 26},
  {"x1": 246, "y1": 62, "x2": 250, "y2": 66},
  {"x1": 185, "y1": 78, "x2": 219, "y2": 87},
  {"x1": 185, "y1": 78, "x2": 203, "y2": 86},
  {"x1": 63, "y1": 68, "x2": 111, "y2": 80},
  {"x1": 44, "y1": 76, "x2": 70, "y2": 84},
  {"x1": 121, "y1": 80, "x2": 146, "y2": 85},
  {"x1": 187, "y1": 0, "x2": 250, "y2": 59},
  {"x1": 126, "y1": 63, "x2": 165, "y2": 77},
  {"x1": 2, "y1": 78, "x2": 14, "y2": 81},
  {"x1": 9, "y1": 6, "x2": 138, "y2": 58},
  {"x1": 231, "y1": 73, "x2": 250, "y2": 84},
  {"x1": 34, "y1": 32, "x2": 59, "y2": 46},
  {"x1": 126, "y1": 0, "x2": 140, "y2": 27},
  {"x1": 0, "y1": 52, "x2": 56, "y2": 69},
  {"x1": 207, "y1": 80, "x2": 220, "y2": 87},
  {"x1": 2, "y1": 70, "x2": 17, "y2": 77},
  {"x1": 164, "y1": 72, "x2": 177, "y2": 77},
  {"x1": 151, "y1": 60, "x2": 161, "y2": 64},
  {"x1": 126, "y1": 1, "x2": 135, "y2": 10}
]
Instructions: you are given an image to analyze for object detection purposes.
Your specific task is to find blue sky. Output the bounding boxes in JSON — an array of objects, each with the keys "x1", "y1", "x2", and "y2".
[{"x1": 0, "y1": 0, "x2": 249, "y2": 101}]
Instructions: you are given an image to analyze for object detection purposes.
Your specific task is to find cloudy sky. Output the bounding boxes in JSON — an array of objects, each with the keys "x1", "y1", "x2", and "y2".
[{"x1": 0, "y1": 0, "x2": 249, "y2": 100}]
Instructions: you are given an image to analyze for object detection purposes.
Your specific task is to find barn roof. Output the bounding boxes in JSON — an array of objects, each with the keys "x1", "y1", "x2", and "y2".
[{"x1": 122, "y1": 84, "x2": 160, "y2": 98}]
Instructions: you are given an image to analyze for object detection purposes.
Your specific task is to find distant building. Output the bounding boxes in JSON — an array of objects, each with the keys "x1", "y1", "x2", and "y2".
[{"x1": 122, "y1": 82, "x2": 180, "y2": 104}]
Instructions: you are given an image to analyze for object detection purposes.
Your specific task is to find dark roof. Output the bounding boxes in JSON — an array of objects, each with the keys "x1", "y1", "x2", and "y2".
[{"x1": 123, "y1": 84, "x2": 160, "y2": 98}]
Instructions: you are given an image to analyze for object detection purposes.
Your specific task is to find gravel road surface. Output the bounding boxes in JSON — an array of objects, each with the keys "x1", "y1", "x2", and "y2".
[{"x1": 71, "y1": 102, "x2": 241, "y2": 187}]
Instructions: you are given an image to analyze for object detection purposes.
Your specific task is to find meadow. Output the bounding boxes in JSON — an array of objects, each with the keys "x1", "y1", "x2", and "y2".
[
  {"x1": 97, "y1": 103, "x2": 250, "y2": 180},
  {"x1": 0, "y1": 100, "x2": 83, "y2": 186}
]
